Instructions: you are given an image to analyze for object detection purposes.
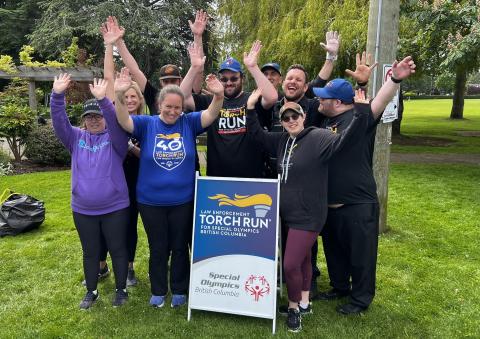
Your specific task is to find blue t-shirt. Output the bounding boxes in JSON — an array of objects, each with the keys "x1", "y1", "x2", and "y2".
[{"x1": 132, "y1": 112, "x2": 203, "y2": 206}]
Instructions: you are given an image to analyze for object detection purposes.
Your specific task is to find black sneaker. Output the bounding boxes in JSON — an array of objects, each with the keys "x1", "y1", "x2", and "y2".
[
  {"x1": 286, "y1": 308, "x2": 301, "y2": 333},
  {"x1": 79, "y1": 291, "x2": 98, "y2": 310},
  {"x1": 279, "y1": 303, "x2": 312, "y2": 316},
  {"x1": 126, "y1": 268, "x2": 137, "y2": 287},
  {"x1": 81, "y1": 264, "x2": 110, "y2": 286},
  {"x1": 112, "y1": 289, "x2": 128, "y2": 307}
]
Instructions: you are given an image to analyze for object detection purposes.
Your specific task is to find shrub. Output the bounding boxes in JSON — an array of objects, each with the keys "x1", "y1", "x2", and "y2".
[
  {"x1": 0, "y1": 149, "x2": 12, "y2": 176},
  {"x1": 24, "y1": 122, "x2": 70, "y2": 166}
]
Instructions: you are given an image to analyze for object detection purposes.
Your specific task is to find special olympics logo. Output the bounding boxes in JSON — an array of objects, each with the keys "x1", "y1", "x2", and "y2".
[{"x1": 244, "y1": 275, "x2": 271, "y2": 301}]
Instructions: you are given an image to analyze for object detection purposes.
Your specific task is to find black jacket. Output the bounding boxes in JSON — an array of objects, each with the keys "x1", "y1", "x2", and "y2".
[{"x1": 246, "y1": 104, "x2": 370, "y2": 232}]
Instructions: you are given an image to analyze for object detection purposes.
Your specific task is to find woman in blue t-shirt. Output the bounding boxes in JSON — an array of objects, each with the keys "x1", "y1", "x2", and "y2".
[{"x1": 114, "y1": 58, "x2": 224, "y2": 308}]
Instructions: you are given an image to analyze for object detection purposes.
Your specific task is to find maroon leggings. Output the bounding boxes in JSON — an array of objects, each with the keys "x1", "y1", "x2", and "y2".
[{"x1": 284, "y1": 228, "x2": 319, "y2": 302}]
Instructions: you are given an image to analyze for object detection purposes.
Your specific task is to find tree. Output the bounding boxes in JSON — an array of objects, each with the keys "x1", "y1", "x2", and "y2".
[
  {"x1": 217, "y1": 0, "x2": 369, "y2": 82},
  {"x1": 0, "y1": 80, "x2": 37, "y2": 162},
  {"x1": 402, "y1": 0, "x2": 480, "y2": 119},
  {"x1": 28, "y1": 0, "x2": 214, "y2": 81}
]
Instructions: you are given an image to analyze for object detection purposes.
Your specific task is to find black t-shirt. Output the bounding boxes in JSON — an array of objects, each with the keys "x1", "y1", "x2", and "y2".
[
  {"x1": 193, "y1": 92, "x2": 267, "y2": 178},
  {"x1": 144, "y1": 81, "x2": 159, "y2": 115},
  {"x1": 321, "y1": 107, "x2": 381, "y2": 204}
]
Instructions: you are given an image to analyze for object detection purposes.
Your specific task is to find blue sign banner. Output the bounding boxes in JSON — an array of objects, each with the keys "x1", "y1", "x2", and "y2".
[{"x1": 188, "y1": 175, "x2": 279, "y2": 324}]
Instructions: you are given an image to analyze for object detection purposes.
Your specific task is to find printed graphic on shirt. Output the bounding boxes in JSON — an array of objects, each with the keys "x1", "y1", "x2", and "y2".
[
  {"x1": 153, "y1": 133, "x2": 185, "y2": 170},
  {"x1": 218, "y1": 106, "x2": 246, "y2": 135},
  {"x1": 326, "y1": 122, "x2": 339, "y2": 134},
  {"x1": 78, "y1": 139, "x2": 110, "y2": 153}
]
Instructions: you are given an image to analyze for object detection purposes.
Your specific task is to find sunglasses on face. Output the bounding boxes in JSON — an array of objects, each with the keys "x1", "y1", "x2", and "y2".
[
  {"x1": 219, "y1": 76, "x2": 240, "y2": 83},
  {"x1": 84, "y1": 114, "x2": 103, "y2": 121},
  {"x1": 281, "y1": 113, "x2": 301, "y2": 123}
]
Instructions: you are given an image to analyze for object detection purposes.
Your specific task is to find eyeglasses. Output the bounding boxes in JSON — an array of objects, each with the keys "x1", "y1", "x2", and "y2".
[
  {"x1": 84, "y1": 114, "x2": 103, "y2": 121},
  {"x1": 219, "y1": 76, "x2": 240, "y2": 83},
  {"x1": 281, "y1": 113, "x2": 301, "y2": 122}
]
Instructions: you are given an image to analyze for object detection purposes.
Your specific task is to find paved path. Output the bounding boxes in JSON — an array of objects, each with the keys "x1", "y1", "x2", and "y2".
[{"x1": 390, "y1": 153, "x2": 480, "y2": 165}]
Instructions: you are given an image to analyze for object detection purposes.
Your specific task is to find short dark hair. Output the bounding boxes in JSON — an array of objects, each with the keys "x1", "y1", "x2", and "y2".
[{"x1": 286, "y1": 64, "x2": 309, "y2": 82}]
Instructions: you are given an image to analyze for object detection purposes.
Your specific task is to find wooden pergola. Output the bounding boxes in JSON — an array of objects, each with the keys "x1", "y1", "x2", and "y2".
[{"x1": 0, "y1": 65, "x2": 103, "y2": 111}]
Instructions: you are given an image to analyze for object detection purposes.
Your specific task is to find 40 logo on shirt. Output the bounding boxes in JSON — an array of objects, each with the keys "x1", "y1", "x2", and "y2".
[{"x1": 153, "y1": 133, "x2": 186, "y2": 170}]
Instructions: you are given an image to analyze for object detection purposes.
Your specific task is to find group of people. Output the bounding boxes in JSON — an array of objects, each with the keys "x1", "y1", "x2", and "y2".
[{"x1": 50, "y1": 9, "x2": 416, "y2": 333}]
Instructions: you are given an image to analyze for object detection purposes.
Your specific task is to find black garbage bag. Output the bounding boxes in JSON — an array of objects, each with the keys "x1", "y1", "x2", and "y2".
[{"x1": 0, "y1": 193, "x2": 45, "y2": 237}]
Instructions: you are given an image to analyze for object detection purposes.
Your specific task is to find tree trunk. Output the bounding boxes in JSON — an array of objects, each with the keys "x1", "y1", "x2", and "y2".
[{"x1": 450, "y1": 68, "x2": 466, "y2": 119}]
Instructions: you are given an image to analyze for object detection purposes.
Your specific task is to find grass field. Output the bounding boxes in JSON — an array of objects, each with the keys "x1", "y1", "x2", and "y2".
[
  {"x1": 1, "y1": 163, "x2": 479, "y2": 338},
  {"x1": 392, "y1": 99, "x2": 480, "y2": 154}
]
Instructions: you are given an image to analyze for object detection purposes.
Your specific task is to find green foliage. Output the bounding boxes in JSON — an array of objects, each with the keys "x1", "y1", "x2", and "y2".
[
  {"x1": 0, "y1": 149, "x2": 11, "y2": 166},
  {"x1": 217, "y1": 0, "x2": 368, "y2": 80},
  {"x1": 0, "y1": 79, "x2": 36, "y2": 161},
  {"x1": 61, "y1": 37, "x2": 79, "y2": 67},
  {"x1": 19, "y1": 45, "x2": 44, "y2": 67},
  {"x1": 66, "y1": 103, "x2": 84, "y2": 126},
  {"x1": 0, "y1": 55, "x2": 17, "y2": 73},
  {"x1": 24, "y1": 122, "x2": 70, "y2": 165}
]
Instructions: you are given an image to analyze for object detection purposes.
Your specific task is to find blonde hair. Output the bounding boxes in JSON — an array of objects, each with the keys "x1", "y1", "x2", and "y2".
[{"x1": 125, "y1": 81, "x2": 145, "y2": 115}]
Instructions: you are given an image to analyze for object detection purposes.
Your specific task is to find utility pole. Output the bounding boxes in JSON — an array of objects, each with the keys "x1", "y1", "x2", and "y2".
[{"x1": 366, "y1": 0, "x2": 400, "y2": 233}]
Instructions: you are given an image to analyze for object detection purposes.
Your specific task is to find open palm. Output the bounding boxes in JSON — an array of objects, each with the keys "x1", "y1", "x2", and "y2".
[
  {"x1": 115, "y1": 67, "x2": 132, "y2": 93},
  {"x1": 53, "y1": 73, "x2": 72, "y2": 94}
]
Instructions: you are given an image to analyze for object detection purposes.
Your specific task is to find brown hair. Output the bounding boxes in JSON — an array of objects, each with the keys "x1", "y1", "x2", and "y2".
[{"x1": 157, "y1": 84, "x2": 185, "y2": 110}]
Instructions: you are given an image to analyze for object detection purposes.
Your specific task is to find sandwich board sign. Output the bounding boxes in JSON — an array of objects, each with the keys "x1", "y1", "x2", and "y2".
[{"x1": 188, "y1": 174, "x2": 280, "y2": 334}]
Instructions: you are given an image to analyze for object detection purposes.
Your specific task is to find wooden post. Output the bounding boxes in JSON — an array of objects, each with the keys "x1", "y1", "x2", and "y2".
[
  {"x1": 366, "y1": 0, "x2": 400, "y2": 233},
  {"x1": 28, "y1": 80, "x2": 37, "y2": 112}
]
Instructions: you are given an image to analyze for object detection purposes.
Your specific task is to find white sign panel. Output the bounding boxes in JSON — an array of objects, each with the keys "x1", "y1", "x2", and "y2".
[{"x1": 381, "y1": 64, "x2": 399, "y2": 123}]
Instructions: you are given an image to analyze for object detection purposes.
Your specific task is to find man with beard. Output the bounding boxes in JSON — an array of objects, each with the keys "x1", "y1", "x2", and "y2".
[
  {"x1": 181, "y1": 40, "x2": 277, "y2": 178},
  {"x1": 261, "y1": 31, "x2": 341, "y2": 101},
  {"x1": 313, "y1": 56, "x2": 416, "y2": 314}
]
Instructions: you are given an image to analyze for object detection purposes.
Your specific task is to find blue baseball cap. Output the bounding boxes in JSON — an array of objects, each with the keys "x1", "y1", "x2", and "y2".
[
  {"x1": 261, "y1": 62, "x2": 282, "y2": 75},
  {"x1": 313, "y1": 78, "x2": 355, "y2": 104},
  {"x1": 219, "y1": 57, "x2": 242, "y2": 74}
]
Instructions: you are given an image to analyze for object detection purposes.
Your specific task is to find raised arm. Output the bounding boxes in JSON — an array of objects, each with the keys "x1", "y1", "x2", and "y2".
[
  {"x1": 246, "y1": 89, "x2": 282, "y2": 155},
  {"x1": 189, "y1": 9, "x2": 208, "y2": 94},
  {"x1": 345, "y1": 51, "x2": 378, "y2": 87},
  {"x1": 243, "y1": 40, "x2": 277, "y2": 109},
  {"x1": 181, "y1": 42, "x2": 205, "y2": 112},
  {"x1": 114, "y1": 67, "x2": 135, "y2": 133},
  {"x1": 111, "y1": 17, "x2": 147, "y2": 92},
  {"x1": 371, "y1": 56, "x2": 416, "y2": 120},
  {"x1": 200, "y1": 74, "x2": 224, "y2": 128},
  {"x1": 50, "y1": 73, "x2": 75, "y2": 151},
  {"x1": 100, "y1": 17, "x2": 119, "y2": 101},
  {"x1": 89, "y1": 78, "x2": 128, "y2": 156}
]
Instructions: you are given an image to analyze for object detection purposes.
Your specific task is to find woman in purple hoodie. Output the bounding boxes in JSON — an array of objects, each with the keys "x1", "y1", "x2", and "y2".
[{"x1": 50, "y1": 73, "x2": 130, "y2": 309}]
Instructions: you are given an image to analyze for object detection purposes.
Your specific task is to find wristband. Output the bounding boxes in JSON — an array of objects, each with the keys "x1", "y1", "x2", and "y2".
[
  {"x1": 326, "y1": 52, "x2": 337, "y2": 61},
  {"x1": 128, "y1": 140, "x2": 135, "y2": 151},
  {"x1": 391, "y1": 76, "x2": 402, "y2": 84},
  {"x1": 357, "y1": 81, "x2": 368, "y2": 87}
]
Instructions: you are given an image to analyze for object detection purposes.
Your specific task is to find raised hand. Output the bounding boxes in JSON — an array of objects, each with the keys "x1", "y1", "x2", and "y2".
[
  {"x1": 189, "y1": 9, "x2": 208, "y2": 36},
  {"x1": 100, "y1": 16, "x2": 124, "y2": 45},
  {"x1": 205, "y1": 74, "x2": 224, "y2": 97},
  {"x1": 53, "y1": 73, "x2": 72, "y2": 94},
  {"x1": 243, "y1": 40, "x2": 262, "y2": 69},
  {"x1": 188, "y1": 42, "x2": 206, "y2": 68},
  {"x1": 320, "y1": 31, "x2": 341, "y2": 57},
  {"x1": 114, "y1": 67, "x2": 132, "y2": 93},
  {"x1": 89, "y1": 78, "x2": 108, "y2": 100},
  {"x1": 354, "y1": 88, "x2": 369, "y2": 104},
  {"x1": 247, "y1": 89, "x2": 262, "y2": 109},
  {"x1": 345, "y1": 51, "x2": 378, "y2": 84},
  {"x1": 392, "y1": 56, "x2": 416, "y2": 80}
]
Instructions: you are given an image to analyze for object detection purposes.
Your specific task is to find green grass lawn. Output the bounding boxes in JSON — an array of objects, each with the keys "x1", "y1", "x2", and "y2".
[
  {"x1": 1, "y1": 164, "x2": 479, "y2": 338},
  {"x1": 392, "y1": 99, "x2": 480, "y2": 154}
]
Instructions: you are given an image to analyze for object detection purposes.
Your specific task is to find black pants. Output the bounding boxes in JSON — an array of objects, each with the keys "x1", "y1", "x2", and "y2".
[
  {"x1": 99, "y1": 202, "x2": 139, "y2": 263},
  {"x1": 321, "y1": 203, "x2": 379, "y2": 308},
  {"x1": 73, "y1": 208, "x2": 129, "y2": 291},
  {"x1": 138, "y1": 201, "x2": 193, "y2": 296}
]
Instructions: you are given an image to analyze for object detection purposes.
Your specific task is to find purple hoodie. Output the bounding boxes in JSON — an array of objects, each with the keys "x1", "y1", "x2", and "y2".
[{"x1": 50, "y1": 92, "x2": 129, "y2": 215}]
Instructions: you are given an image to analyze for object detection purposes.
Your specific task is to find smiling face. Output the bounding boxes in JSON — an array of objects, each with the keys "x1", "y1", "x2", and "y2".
[
  {"x1": 219, "y1": 70, "x2": 243, "y2": 99},
  {"x1": 281, "y1": 110, "x2": 305, "y2": 137},
  {"x1": 282, "y1": 69, "x2": 308, "y2": 102},
  {"x1": 83, "y1": 114, "x2": 106, "y2": 134},
  {"x1": 159, "y1": 93, "x2": 183, "y2": 125},
  {"x1": 124, "y1": 88, "x2": 141, "y2": 114}
]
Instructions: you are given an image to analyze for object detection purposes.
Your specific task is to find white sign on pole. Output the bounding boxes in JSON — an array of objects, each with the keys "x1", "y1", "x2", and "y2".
[{"x1": 381, "y1": 64, "x2": 399, "y2": 123}]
